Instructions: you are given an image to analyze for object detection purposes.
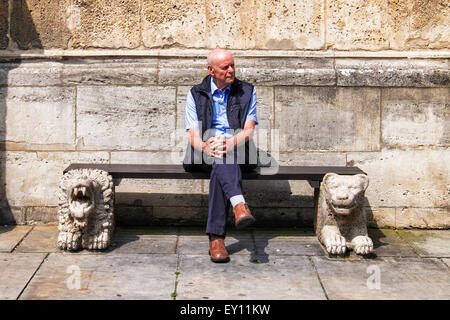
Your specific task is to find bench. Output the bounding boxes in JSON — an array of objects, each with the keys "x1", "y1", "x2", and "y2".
[
  {"x1": 63, "y1": 163, "x2": 365, "y2": 200},
  {"x1": 57, "y1": 163, "x2": 366, "y2": 251}
]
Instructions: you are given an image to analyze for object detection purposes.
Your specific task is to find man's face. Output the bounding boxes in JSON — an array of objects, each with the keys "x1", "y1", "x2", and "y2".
[{"x1": 208, "y1": 52, "x2": 235, "y2": 89}]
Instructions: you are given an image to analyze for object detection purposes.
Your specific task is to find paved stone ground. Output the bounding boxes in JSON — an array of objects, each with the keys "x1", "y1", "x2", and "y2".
[{"x1": 0, "y1": 225, "x2": 449, "y2": 300}]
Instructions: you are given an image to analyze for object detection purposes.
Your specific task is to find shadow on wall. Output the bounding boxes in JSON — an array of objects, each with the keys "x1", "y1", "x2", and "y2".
[
  {"x1": 113, "y1": 191, "x2": 312, "y2": 228},
  {"x1": 111, "y1": 154, "x2": 305, "y2": 228},
  {"x1": 1, "y1": 0, "x2": 43, "y2": 224},
  {"x1": 10, "y1": 0, "x2": 43, "y2": 49}
]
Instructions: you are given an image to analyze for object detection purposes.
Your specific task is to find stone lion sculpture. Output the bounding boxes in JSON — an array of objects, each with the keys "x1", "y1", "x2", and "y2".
[
  {"x1": 57, "y1": 168, "x2": 114, "y2": 251},
  {"x1": 315, "y1": 173, "x2": 373, "y2": 256}
]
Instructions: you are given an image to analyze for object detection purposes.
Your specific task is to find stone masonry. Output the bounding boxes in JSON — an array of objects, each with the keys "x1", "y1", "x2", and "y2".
[{"x1": 0, "y1": 0, "x2": 448, "y2": 228}]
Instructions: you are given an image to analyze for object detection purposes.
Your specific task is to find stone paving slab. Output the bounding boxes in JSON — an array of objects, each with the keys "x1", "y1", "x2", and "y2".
[
  {"x1": 2, "y1": 227, "x2": 448, "y2": 300},
  {"x1": 110, "y1": 226, "x2": 178, "y2": 254},
  {"x1": 20, "y1": 253, "x2": 178, "y2": 300},
  {"x1": 254, "y1": 237, "x2": 324, "y2": 257},
  {"x1": 0, "y1": 226, "x2": 32, "y2": 252},
  {"x1": 15, "y1": 225, "x2": 59, "y2": 253},
  {"x1": 177, "y1": 227, "x2": 255, "y2": 255},
  {"x1": 368, "y1": 228, "x2": 418, "y2": 257},
  {"x1": 110, "y1": 238, "x2": 177, "y2": 254},
  {"x1": 178, "y1": 236, "x2": 255, "y2": 256},
  {"x1": 14, "y1": 225, "x2": 180, "y2": 254},
  {"x1": 114, "y1": 226, "x2": 178, "y2": 238},
  {"x1": 0, "y1": 253, "x2": 47, "y2": 300},
  {"x1": 312, "y1": 256, "x2": 450, "y2": 300},
  {"x1": 178, "y1": 226, "x2": 254, "y2": 238},
  {"x1": 253, "y1": 227, "x2": 316, "y2": 238},
  {"x1": 253, "y1": 228, "x2": 324, "y2": 257},
  {"x1": 396, "y1": 230, "x2": 450, "y2": 258},
  {"x1": 254, "y1": 228, "x2": 418, "y2": 259},
  {"x1": 176, "y1": 255, "x2": 326, "y2": 300}
]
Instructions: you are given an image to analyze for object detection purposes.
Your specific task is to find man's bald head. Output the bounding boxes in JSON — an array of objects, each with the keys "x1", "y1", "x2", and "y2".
[
  {"x1": 207, "y1": 48, "x2": 233, "y2": 68},
  {"x1": 207, "y1": 48, "x2": 236, "y2": 90}
]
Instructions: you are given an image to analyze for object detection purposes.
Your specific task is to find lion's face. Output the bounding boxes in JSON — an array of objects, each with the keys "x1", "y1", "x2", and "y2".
[
  {"x1": 323, "y1": 173, "x2": 369, "y2": 215},
  {"x1": 58, "y1": 168, "x2": 114, "y2": 251},
  {"x1": 67, "y1": 176, "x2": 96, "y2": 221}
]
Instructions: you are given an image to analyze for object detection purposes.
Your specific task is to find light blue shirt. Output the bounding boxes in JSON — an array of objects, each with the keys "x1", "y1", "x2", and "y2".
[{"x1": 185, "y1": 78, "x2": 258, "y2": 139}]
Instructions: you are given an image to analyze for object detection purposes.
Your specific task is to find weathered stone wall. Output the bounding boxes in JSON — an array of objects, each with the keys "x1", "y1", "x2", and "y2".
[
  {"x1": 0, "y1": 0, "x2": 448, "y2": 228},
  {"x1": 2, "y1": 0, "x2": 449, "y2": 50}
]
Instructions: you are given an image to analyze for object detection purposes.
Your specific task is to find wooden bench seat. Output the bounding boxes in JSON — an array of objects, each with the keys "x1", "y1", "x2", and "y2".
[
  {"x1": 64, "y1": 163, "x2": 365, "y2": 182},
  {"x1": 63, "y1": 163, "x2": 366, "y2": 205}
]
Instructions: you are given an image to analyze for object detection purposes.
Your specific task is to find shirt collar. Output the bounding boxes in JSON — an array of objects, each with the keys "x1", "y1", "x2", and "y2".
[{"x1": 210, "y1": 77, "x2": 231, "y2": 95}]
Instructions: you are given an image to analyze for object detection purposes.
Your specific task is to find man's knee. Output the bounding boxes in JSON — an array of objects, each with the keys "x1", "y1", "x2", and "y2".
[{"x1": 212, "y1": 161, "x2": 241, "y2": 176}]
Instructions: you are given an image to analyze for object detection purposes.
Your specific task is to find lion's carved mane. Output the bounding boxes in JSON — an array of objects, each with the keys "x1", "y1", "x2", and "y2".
[{"x1": 57, "y1": 168, "x2": 114, "y2": 251}]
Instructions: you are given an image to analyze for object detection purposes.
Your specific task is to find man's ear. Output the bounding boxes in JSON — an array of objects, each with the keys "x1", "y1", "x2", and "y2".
[{"x1": 207, "y1": 65, "x2": 215, "y2": 77}]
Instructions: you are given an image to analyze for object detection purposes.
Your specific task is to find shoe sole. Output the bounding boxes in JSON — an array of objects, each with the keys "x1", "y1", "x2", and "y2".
[
  {"x1": 208, "y1": 250, "x2": 230, "y2": 263},
  {"x1": 235, "y1": 216, "x2": 256, "y2": 229},
  {"x1": 211, "y1": 257, "x2": 230, "y2": 263}
]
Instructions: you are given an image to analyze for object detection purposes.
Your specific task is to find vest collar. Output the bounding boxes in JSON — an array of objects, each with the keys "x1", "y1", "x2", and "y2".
[{"x1": 198, "y1": 75, "x2": 240, "y2": 96}]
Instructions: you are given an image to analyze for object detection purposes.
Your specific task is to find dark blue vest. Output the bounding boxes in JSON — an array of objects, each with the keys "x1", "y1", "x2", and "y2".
[{"x1": 183, "y1": 75, "x2": 257, "y2": 171}]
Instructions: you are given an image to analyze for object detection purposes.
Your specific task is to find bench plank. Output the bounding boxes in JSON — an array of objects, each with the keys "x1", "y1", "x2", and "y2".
[{"x1": 64, "y1": 164, "x2": 366, "y2": 181}]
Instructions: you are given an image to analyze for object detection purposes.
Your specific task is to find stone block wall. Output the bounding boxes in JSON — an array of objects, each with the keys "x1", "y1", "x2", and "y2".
[
  {"x1": 2, "y1": 0, "x2": 449, "y2": 51},
  {"x1": 0, "y1": 0, "x2": 448, "y2": 228}
]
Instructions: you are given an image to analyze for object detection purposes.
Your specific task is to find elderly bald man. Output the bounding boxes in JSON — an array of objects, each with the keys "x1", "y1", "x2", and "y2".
[{"x1": 183, "y1": 48, "x2": 258, "y2": 263}]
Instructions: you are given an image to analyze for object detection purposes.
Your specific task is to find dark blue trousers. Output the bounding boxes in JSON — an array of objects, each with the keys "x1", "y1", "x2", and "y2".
[{"x1": 203, "y1": 154, "x2": 257, "y2": 237}]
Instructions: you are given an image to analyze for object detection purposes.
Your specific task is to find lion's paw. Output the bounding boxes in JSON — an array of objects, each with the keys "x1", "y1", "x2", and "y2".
[
  {"x1": 324, "y1": 233, "x2": 347, "y2": 255},
  {"x1": 352, "y1": 236, "x2": 373, "y2": 255},
  {"x1": 57, "y1": 232, "x2": 81, "y2": 251},
  {"x1": 85, "y1": 231, "x2": 110, "y2": 250}
]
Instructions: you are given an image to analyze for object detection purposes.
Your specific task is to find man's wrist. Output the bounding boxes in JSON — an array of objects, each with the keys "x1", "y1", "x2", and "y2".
[{"x1": 226, "y1": 137, "x2": 236, "y2": 151}]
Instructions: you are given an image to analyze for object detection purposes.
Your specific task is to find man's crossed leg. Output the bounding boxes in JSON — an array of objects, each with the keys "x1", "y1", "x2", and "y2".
[{"x1": 206, "y1": 155, "x2": 255, "y2": 263}]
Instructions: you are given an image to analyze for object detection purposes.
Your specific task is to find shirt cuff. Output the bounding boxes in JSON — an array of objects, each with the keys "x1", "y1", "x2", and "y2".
[{"x1": 245, "y1": 115, "x2": 258, "y2": 125}]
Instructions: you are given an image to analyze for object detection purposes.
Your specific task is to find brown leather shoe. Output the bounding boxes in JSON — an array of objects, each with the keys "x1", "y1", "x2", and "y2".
[
  {"x1": 233, "y1": 202, "x2": 256, "y2": 228},
  {"x1": 209, "y1": 236, "x2": 230, "y2": 263}
]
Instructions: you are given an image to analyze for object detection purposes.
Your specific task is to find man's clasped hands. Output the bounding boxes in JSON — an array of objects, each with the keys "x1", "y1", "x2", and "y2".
[{"x1": 203, "y1": 136, "x2": 235, "y2": 159}]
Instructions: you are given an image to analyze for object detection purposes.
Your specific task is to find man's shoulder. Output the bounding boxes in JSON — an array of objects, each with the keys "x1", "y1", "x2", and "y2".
[
  {"x1": 234, "y1": 78, "x2": 252, "y2": 87},
  {"x1": 231, "y1": 78, "x2": 254, "y2": 94},
  {"x1": 191, "y1": 75, "x2": 211, "y2": 94},
  {"x1": 190, "y1": 76, "x2": 254, "y2": 95}
]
